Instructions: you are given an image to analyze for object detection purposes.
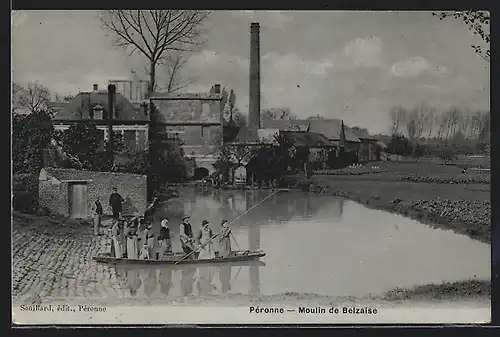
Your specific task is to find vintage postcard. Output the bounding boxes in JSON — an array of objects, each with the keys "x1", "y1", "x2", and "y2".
[{"x1": 12, "y1": 10, "x2": 490, "y2": 325}]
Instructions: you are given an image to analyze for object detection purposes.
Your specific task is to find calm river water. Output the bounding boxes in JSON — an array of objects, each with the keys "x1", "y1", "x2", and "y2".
[{"x1": 111, "y1": 187, "x2": 490, "y2": 300}]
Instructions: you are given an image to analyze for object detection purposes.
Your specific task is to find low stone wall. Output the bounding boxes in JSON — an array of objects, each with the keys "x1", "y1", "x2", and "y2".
[{"x1": 39, "y1": 168, "x2": 147, "y2": 218}]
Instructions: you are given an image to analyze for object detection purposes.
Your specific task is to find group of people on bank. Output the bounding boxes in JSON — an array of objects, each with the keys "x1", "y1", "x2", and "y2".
[{"x1": 109, "y1": 215, "x2": 233, "y2": 261}]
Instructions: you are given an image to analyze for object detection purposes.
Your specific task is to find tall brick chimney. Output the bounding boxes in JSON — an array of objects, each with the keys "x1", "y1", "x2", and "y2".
[{"x1": 248, "y1": 22, "x2": 261, "y2": 129}]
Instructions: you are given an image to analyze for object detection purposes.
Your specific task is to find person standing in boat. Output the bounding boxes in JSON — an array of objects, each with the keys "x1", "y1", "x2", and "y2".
[
  {"x1": 126, "y1": 217, "x2": 140, "y2": 259},
  {"x1": 158, "y1": 219, "x2": 172, "y2": 259},
  {"x1": 196, "y1": 220, "x2": 215, "y2": 260},
  {"x1": 218, "y1": 220, "x2": 232, "y2": 258},
  {"x1": 179, "y1": 216, "x2": 196, "y2": 259},
  {"x1": 142, "y1": 222, "x2": 156, "y2": 260},
  {"x1": 110, "y1": 219, "x2": 123, "y2": 258},
  {"x1": 120, "y1": 219, "x2": 128, "y2": 258},
  {"x1": 92, "y1": 197, "x2": 103, "y2": 235}
]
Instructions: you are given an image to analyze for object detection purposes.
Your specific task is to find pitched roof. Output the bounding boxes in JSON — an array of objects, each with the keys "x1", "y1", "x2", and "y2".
[
  {"x1": 280, "y1": 131, "x2": 335, "y2": 147},
  {"x1": 261, "y1": 118, "x2": 361, "y2": 143},
  {"x1": 149, "y1": 92, "x2": 222, "y2": 100},
  {"x1": 53, "y1": 91, "x2": 148, "y2": 122},
  {"x1": 231, "y1": 126, "x2": 260, "y2": 144},
  {"x1": 347, "y1": 127, "x2": 377, "y2": 140},
  {"x1": 43, "y1": 167, "x2": 145, "y2": 181}
]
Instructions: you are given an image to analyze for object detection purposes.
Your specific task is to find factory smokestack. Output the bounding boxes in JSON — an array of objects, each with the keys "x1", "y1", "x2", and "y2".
[{"x1": 248, "y1": 22, "x2": 261, "y2": 129}]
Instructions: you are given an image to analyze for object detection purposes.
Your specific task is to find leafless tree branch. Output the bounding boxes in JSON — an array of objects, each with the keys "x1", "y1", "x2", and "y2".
[
  {"x1": 433, "y1": 10, "x2": 490, "y2": 62},
  {"x1": 100, "y1": 10, "x2": 211, "y2": 93}
]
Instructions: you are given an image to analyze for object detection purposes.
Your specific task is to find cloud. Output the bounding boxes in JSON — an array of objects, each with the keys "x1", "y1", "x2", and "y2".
[
  {"x1": 230, "y1": 10, "x2": 294, "y2": 30},
  {"x1": 391, "y1": 57, "x2": 447, "y2": 77},
  {"x1": 340, "y1": 36, "x2": 384, "y2": 68}
]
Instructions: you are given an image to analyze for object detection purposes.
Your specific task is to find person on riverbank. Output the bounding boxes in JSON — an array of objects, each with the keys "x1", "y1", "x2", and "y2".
[
  {"x1": 196, "y1": 220, "x2": 215, "y2": 260},
  {"x1": 142, "y1": 222, "x2": 156, "y2": 260},
  {"x1": 179, "y1": 216, "x2": 196, "y2": 259},
  {"x1": 110, "y1": 220, "x2": 123, "y2": 258},
  {"x1": 109, "y1": 187, "x2": 124, "y2": 220},
  {"x1": 92, "y1": 198, "x2": 103, "y2": 235},
  {"x1": 158, "y1": 219, "x2": 172, "y2": 259},
  {"x1": 143, "y1": 196, "x2": 158, "y2": 223},
  {"x1": 126, "y1": 218, "x2": 140, "y2": 259},
  {"x1": 218, "y1": 220, "x2": 232, "y2": 258}
]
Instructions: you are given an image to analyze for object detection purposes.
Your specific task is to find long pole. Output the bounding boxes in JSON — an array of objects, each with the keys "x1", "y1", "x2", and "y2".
[
  {"x1": 174, "y1": 189, "x2": 280, "y2": 265},
  {"x1": 107, "y1": 84, "x2": 116, "y2": 167}
]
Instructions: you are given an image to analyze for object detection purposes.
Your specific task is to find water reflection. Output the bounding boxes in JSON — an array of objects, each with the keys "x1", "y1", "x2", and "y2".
[
  {"x1": 136, "y1": 188, "x2": 489, "y2": 299},
  {"x1": 150, "y1": 189, "x2": 344, "y2": 244},
  {"x1": 115, "y1": 261, "x2": 264, "y2": 299}
]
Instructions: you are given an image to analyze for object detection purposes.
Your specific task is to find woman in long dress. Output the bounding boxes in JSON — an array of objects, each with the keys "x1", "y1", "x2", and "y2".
[
  {"x1": 218, "y1": 220, "x2": 232, "y2": 258},
  {"x1": 196, "y1": 220, "x2": 215, "y2": 260},
  {"x1": 120, "y1": 220, "x2": 128, "y2": 258},
  {"x1": 158, "y1": 219, "x2": 172, "y2": 260},
  {"x1": 111, "y1": 220, "x2": 123, "y2": 258},
  {"x1": 126, "y1": 218, "x2": 140, "y2": 259},
  {"x1": 142, "y1": 222, "x2": 156, "y2": 260}
]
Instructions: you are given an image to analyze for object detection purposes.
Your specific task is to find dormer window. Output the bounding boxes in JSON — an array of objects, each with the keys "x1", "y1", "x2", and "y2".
[{"x1": 93, "y1": 104, "x2": 103, "y2": 120}]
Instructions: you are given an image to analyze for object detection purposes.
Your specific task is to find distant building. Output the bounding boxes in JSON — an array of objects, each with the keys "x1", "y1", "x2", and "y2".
[
  {"x1": 39, "y1": 167, "x2": 147, "y2": 218},
  {"x1": 52, "y1": 84, "x2": 149, "y2": 151},
  {"x1": 346, "y1": 127, "x2": 381, "y2": 162},
  {"x1": 149, "y1": 85, "x2": 224, "y2": 179}
]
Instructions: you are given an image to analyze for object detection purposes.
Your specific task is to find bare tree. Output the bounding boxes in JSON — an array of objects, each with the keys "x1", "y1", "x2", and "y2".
[
  {"x1": 389, "y1": 106, "x2": 407, "y2": 135},
  {"x1": 436, "y1": 113, "x2": 448, "y2": 139},
  {"x1": 413, "y1": 102, "x2": 435, "y2": 139},
  {"x1": 12, "y1": 82, "x2": 24, "y2": 114},
  {"x1": 424, "y1": 108, "x2": 435, "y2": 139},
  {"x1": 155, "y1": 52, "x2": 199, "y2": 92},
  {"x1": 433, "y1": 11, "x2": 490, "y2": 62},
  {"x1": 405, "y1": 111, "x2": 418, "y2": 140},
  {"x1": 13, "y1": 81, "x2": 51, "y2": 114},
  {"x1": 100, "y1": 10, "x2": 211, "y2": 94},
  {"x1": 261, "y1": 107, "x2": 296, "y2": 123}
]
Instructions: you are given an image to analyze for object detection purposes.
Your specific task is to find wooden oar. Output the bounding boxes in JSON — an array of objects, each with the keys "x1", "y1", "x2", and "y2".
[{"x1": 175, "y1": 233, "x2": 219, "y2": 265}]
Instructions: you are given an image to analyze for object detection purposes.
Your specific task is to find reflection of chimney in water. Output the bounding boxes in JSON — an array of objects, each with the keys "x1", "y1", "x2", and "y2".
[
  {"x1": 249, "y1": 264, "x2": 260, "y2": 297},
  {"x1": 248, "y1": 22, "x2": 261, "y2": 130}
]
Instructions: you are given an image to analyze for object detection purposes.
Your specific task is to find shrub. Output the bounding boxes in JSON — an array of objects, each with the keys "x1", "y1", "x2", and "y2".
[{"x1": 12, "y1": 174, "x2": 38, "y2": 213}]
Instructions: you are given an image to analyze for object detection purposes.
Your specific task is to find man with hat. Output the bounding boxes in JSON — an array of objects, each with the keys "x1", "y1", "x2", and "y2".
[
  {"x1": 179, "y1": 215, "x2": 195, "y2": 259},
  {"x1": 196, "y1": 220, "x2": 215, "y2": 260},
  {"x1": 158, "y1": 218, "x2": 172, "y2": 259}
]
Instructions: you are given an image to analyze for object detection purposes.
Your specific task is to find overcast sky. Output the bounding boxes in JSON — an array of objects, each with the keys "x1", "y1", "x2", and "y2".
[{"x1": 12, "y1": 10, "x2": 490, "y2": 134}]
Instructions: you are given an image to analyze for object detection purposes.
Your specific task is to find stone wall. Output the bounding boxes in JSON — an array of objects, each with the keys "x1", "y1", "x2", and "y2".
[
  {"x1": 152, "y1": 97, "x2": 223, "y2": 177},
  {"x1": 85, "y1": 171, "x2": 147, "y2": 216},
  {"x1": 152, "y1": 98, "x2": 222, "y2": 123},
  {"x1": 39, "y1": 168, "x2": 147, "y2": 218}
]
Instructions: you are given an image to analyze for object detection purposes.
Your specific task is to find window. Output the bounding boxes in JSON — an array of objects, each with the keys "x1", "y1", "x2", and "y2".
[
  {"x1": 167, "y1": 132, "x2": 180, "y2": 141},
  {"x1": 123, "y1": 130, "x2": 137, "y2": 151},
  {"x1": 93, "y1": 104, "x2": 103, "y2": 120},
  {"x1": 137, "y1": 130, "x2": 146, "y2": 150},
  {"x1": 202, "y1": 102, "x2": 210, "y2": 116}
]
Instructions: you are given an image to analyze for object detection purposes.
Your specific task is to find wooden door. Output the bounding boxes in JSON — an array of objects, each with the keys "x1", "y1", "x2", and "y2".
[{"x1": 68, "y1": 183, "x2": 88, "y2": 218}]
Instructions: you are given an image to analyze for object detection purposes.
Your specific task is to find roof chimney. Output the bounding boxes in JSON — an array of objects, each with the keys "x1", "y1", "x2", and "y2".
[
  {"x1": 214, "y1": 84, "x2": 221, "y2": 94},
  {"x1": 93, "y1": 84, "x2": 98, "y2": 91},
  {"x1": 249, "y1": 22, "x2": 261, "y2": 130}
]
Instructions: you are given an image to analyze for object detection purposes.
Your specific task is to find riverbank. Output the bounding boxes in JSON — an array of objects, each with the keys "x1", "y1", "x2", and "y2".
[
  {"x1": 12, "y1": 211, "x2": 490, "y2": 305},
  {"x1": 293, "y1": 161, "x2": 491, "y2": 244}
]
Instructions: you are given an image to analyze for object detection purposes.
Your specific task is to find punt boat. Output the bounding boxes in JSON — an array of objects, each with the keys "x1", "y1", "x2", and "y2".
[{"x1": 93, "y1": 249, "x2": 266, "y2": 266}]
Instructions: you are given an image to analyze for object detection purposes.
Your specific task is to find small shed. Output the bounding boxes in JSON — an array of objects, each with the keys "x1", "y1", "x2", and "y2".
[{"x1": 39, "y1": 168, "x2": 147, "y2": 219}]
